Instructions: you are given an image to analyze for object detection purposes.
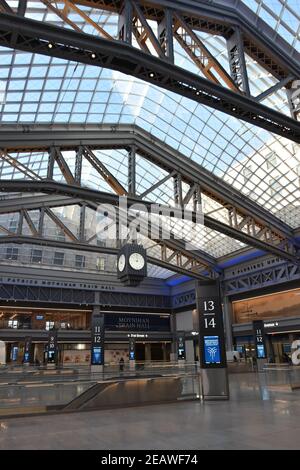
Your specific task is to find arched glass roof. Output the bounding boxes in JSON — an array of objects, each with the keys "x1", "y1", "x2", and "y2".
[{"x1": 0, "y1": 0, "x2": 299, "y2": 274}]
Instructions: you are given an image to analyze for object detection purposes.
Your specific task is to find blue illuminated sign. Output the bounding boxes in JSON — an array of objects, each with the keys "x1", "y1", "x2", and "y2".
[
  {"x1": 11, "y1": 346, "x2": 18, "y2": 361},
  {"x1": 257, "y1": 344, "x2": 266, "y2": 358},
  {"x1": 92, "y1": 347, "x2": 102, "y2": 365},
  {"x1": 204, "y1": 336, "x2": 221, "y2": 364}
]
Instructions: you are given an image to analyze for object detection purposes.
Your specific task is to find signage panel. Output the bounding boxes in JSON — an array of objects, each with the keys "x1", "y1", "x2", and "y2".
[
  {"x1": 253, "y1": 320, "x2": 267, "y2": 359},
  {"x1": 177, "y1": 333, "x2": 186, "y2": 360},
  {"x1": 91, "y1": 313, "x2": 105, "y2": 366},
  {"x1": 47, "y1": 329, "x2": 58, "y2": 364},
  {"x1": 23, "y1": 337, "x2": 32, "y2": 364},
  {"x1": 129, "y1": 338, "x2": 135, "y2": 361},
  {"x1": 204, "y1": 335, "x2": 221, "y2": 365},
  {"x1": 104, "y1": 313, "x2": 170, "y2": 332},
  {"x1": 196, "y1": 282, "x2": 227, "y2": 369}
]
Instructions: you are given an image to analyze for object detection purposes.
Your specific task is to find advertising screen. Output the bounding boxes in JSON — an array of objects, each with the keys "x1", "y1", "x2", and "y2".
[
  {"x1": 92, "y1": 347, "x2": 102, "y2": 365},
  {"x1": 48, "y1": 350, "x2": 55, "y2": 362},
  {"x1": 204, "y1": 336, "x2": 221, "y2": 364},
  {"x1": 11, "y1": 346, "x2": 18, "y2": 361},
  {"x1": 24, "y1": 352, "x2": 30, "y2": 363},
  {"x1": 256, "y1": 344, "x2": 266, "y2": 358}
]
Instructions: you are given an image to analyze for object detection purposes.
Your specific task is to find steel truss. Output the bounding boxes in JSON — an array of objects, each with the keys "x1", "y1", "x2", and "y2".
[
  {"x1": 223, "y1": 261, "x2": 300, "y2": 296},
  {"x1": 0, "y1": 7, "x2": 299, "y2": 141},
  {"x1": 0, "y1": 282, "x2": 171, "y2": 308},
  {"x1": 0, "y1": 191, "x2": 216, "y2": 281},
  {"x1": 0, "y1": 124, "x2": 297, "y2": 264}
]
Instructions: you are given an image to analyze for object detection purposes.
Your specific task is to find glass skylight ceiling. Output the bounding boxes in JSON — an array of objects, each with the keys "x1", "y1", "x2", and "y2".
[
  {"x1": 0, "y1": 0, "x2": 299, "y2": 265},
  {"x1": 241, "y1": 0, "x2": 300, "y2": 52}
]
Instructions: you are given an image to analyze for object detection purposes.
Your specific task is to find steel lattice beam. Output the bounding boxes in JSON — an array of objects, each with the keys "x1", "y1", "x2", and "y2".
[
  {"x1": 0, "y1": 0, "x2": 12, "y2": 13},
  {"x1": 70, "y1": 0, "x2": 300, "y2": 80},
  {"x1": 0, "y1": 14, "x2": 299, "y2": 141},
  {"x1": 0, "y1": 192, "x2": 215, "y2": 279},
  {"x1": 0, "y1": 123, "x2": 293, "y2": 238},
  {"x1": 0, "y1": 179, "x2": 298, "y2": 264}
]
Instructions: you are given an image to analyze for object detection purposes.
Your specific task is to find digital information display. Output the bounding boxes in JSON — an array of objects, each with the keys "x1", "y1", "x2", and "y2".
[
  {"x1": 253, "y1": 320, "x2": 267, "y2": 360},
  {"x1": 11, "y1": 346, "x2": 18, "y2": 361},
  {"x1": 177, "y1": 333, "x2": 186, "y2": 360},
  {"x1": 91, "y1": 347, "x2": 102, "y2": 365},
  {"x1": 204, "y1": 336, "x2": 221, "y2": 364},
  {"x1": 129, "y1": 338, "x2": 135, "y2": 361},
  {"x1": 23, "y1": 337, "x2": 32, "y2": 364},
  {"x1": 257, "y1": 344, "x2": 266, "y2": 358},
  {"x1": 196, "y1": 281, "x2": 227, "y2": 369},
  {"x1": 91, "y1": 312, "x2": 105, "y2": 366}
]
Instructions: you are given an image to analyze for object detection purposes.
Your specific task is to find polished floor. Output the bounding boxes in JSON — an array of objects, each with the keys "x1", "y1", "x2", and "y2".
[{"x1": 0, "y1": 372, "x2": 299, "y2": 450}]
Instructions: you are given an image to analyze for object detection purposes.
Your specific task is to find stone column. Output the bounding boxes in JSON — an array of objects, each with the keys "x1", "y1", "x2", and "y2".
[
  {"x1": 223, "y1": 296, "x2": 234, "y2": 351},
  {"x1": 170, "y1": 312, "x2": 177, "y2": 362}
]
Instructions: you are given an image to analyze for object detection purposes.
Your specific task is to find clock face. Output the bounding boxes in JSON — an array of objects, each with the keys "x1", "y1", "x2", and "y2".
[
  {"x1": 118, "y1": 254, "x2": 126, "y2": 272},
  {"x1": 129, "y1": 253, "x2": 145, "y2": 270}
]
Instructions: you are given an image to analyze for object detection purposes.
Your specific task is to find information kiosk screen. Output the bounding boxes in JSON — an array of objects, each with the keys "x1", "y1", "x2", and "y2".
[{"x1": 204, "y1": 336, "x2": 221, "y2": 364}]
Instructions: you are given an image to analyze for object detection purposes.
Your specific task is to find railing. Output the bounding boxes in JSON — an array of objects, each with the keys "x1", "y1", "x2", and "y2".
[
  {"x1": 263, "y1": 363, "x2": 300, "y2": 391},
  {"x1": 0, "y1": 321, "x2": 89, "y2": 331},
  {"x1": 0, "y1": 362, "x2": 202, "y2": 417}
]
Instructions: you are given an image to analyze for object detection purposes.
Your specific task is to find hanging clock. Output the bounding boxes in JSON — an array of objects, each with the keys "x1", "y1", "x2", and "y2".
[{"x1": 117, "y1": 243, "x2": 147, "y2": 286}]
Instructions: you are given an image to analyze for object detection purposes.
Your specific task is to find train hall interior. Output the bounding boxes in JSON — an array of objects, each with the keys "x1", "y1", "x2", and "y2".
[{"x1": 0, "y1": 0, "x2": 300, "y2": 452}]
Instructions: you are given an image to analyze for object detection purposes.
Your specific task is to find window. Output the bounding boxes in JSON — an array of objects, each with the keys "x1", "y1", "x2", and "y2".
[
  {"x1": 266, "y1": 153, "x2": 277, "y2": 170},
  {"x1": 56, "y1": 229, "x2": 65, "y2": 242},
  {"x1": 9, "y1": 219, "x2": 18, "y2": 233},
  {"x1": 53, "y1": 251, "x2": 64, "y2": 266},
  {"x1": 96, "y1": 257, "x2": 105, "y2": 271},
  {"x1": 46, "y1": 321, "x2": 55, "y2": 331},
  {"x1": 31, "y1": 249, "x2": 43, "y2": 263},
  {"x1": 5, "y1": 247, "x2": 18, "y2": 260},
  {"x1": 75, "y1": 254, "x2": 85, "y2": 268}
]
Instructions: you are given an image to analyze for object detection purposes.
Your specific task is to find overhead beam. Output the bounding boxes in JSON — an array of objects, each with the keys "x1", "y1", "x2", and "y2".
[
  {"x1": 0, "y1": 150, "x2": 42, "y2": 180},
  {"x1": 17, "y1": 0, "x2": 27, "y2": 16},
  {"x1": 82, "y1": 146, "x2": 127, "y2": 195},
  {"x1": 41, "y1": 0, "x2": 113, "y2": 39},
  {"x1": 226, "y1": 26, "x2": 250, "y2": 96},
  {"x1": 0, "y1": 0, "x2": 13, "y2": 13},
  {"x1": 65, "y1": 0, "x2": 300, "y2": 80},
  {"x1": 256, "y1": 75, "x2": 295, "y2": 103},
  {"x1": 44, "y1": 207, "x2": 79, "y2": 242},
  {"x1": 0, "y1": 191, "x2": 216, "y2": 274},
  {"x1": 0, "y1": 123, "x2": 293, "y2": 239},
  {"x1": 0, "y1": 14, "x2": 299, "y2": 142},
  {"x1": 0, "y1": 180, "x2": 297, "y2": 264},
  {"x1": 53, "y1": 148, "x2": 76, "y2": 185},
  {"x1": 173, "y1": 12, "x2": 239, "y2": 92}
]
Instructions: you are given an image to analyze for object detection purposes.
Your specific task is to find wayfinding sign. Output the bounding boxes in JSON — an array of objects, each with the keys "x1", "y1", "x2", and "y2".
[{"x1": 196, "y1": 282, "x2": 227, "y2": 369}]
